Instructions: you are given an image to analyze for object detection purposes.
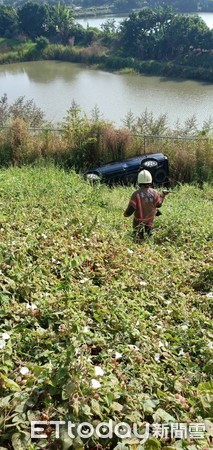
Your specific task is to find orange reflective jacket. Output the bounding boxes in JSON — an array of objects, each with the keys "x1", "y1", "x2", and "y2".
[{"x1": 124, "y1": 187, "x2": 165, "y2": 227}]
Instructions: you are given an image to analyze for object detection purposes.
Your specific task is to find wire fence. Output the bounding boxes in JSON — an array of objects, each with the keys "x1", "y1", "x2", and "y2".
[
  {"x1": 0, "y1": 126, "x2": 212, "y2": 161},
  {"x1": 1, "y1": 125, "x2": 211, "y2": 147},
  {"x1": 140, "y1": 134, "x2": 211, "y2": 154}
]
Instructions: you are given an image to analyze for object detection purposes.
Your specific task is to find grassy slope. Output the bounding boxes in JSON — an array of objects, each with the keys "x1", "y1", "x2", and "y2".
[
  {"x1": 0, "y1": 166, "x2": 212, "y2": 449},
  {"x1": 0, "y1": 38, "x2": 35, "y2": 63}
]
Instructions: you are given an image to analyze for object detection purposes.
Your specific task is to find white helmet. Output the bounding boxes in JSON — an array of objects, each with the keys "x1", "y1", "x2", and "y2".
[{"x1": 137, "y1": 169, "x2": 152, "y2": 184}]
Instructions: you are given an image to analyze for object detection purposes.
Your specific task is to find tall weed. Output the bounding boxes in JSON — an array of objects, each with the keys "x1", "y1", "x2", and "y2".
[{"x1": 0, "y1": 101, "x2": 212, "y2": 182}]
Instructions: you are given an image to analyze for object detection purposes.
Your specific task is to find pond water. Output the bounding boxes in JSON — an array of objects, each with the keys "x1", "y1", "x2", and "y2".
[
  {"x1": 76, "y1": 12, "x2": 213, "y2": 29},
  {"x1": 0, "y1": 60, "x2": 212, "y2": 128}
]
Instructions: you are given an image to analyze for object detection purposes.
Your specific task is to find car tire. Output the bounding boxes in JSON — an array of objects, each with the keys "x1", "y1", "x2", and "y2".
[{"x1": 154, "y1": 169, "x2": 168, "y2": 184}]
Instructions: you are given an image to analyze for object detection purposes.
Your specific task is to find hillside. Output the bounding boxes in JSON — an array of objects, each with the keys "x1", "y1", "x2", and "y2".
[{"x1": 0, "y1": 165, "x2": 212, "y2": 450}]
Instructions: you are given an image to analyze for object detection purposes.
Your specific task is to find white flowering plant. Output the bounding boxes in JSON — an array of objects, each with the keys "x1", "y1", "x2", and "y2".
[{"x1": 0, "y1": 167, "x2": 212, "y2": 450}]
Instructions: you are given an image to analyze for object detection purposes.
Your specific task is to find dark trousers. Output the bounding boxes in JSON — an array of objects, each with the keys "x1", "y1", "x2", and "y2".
[{"x1": 133, "y1": 220, "x2": 153, "y2": 240}]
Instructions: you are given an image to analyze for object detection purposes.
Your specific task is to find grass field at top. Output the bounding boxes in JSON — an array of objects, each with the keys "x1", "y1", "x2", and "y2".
[{"x1": 0, "y1": 165, "x2": 212, "y2": 450}]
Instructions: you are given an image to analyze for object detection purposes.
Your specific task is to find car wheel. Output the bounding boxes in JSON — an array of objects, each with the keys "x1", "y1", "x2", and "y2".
[{"x1": 154, "y1": 169, "x2": 168, "y2": 184}]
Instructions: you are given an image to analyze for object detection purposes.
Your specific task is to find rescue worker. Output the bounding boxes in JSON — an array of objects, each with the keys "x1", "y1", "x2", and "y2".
[{"x1": 124, "y1": 169, "x2": 169, "y2": 240}]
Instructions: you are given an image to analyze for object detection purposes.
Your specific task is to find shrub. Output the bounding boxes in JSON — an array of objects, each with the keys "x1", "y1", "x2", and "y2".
[
  {"x1": 0, "y1": 99, "x2": 212, "y2": 183},
  {"x1": 101, "y1": 124, "x2": 134, "y2": 162},
  {"x1": 0, "y1": 94, "x2": 44, "y2": 128},
  {"x1": 3, "y1": 118, "x2": 41, "y2": 165}
]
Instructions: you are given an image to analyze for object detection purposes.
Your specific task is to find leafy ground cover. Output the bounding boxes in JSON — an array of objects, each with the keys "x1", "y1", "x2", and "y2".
[{"x1": 0, "y1": 165, "x2": 212, "y2": 450}]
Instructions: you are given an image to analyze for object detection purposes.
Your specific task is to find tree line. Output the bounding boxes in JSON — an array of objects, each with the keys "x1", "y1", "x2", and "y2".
[
  {"x1": 1, "y1": 0, "x2": 213, "y2": 13},
  {"x1": 76, "y1": 0, "x2": 213, "y2": 14},
  {"x1": 1, "y1": 3, "x2": 212, "y2": 54},
  {"x1": 0, "y1": 2, "x2": 213, "y2": 82}
]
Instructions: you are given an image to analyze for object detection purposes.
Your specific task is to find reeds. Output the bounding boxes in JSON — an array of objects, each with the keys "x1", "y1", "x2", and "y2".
[{"x1": 0, "y1": 111, "x2": 212, "y2": 183}]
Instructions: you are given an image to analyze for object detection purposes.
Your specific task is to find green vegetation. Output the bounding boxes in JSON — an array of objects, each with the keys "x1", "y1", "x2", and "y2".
[
  {"x1": 0, "y1": 164, "x2": 212, "y2": 449},
  {"x1": 0, "y1": 4, "x2": 212, "y2": 81},
  {"x1": 0, "y1": 37, "x2": 21, "y2": 51},
  {"x1": 74, "y1": 0, "x2": 213, "y2": 14},
  {"x1": 0, "y1": 37, "x2": 35, "y2": 63},
  {"x1": 0, "y1": 4, "x2": 212, "y2": 447},
  {"x1": 0, "y1": 97, "x2": 213, "y2": 183},
  {"x1": 1, "y1": 0, "x2": 213, "y2": 13}
]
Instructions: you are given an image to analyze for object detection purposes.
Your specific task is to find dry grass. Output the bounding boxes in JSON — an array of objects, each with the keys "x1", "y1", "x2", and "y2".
[{"x1": 0, "y1": 118, "x2": 212, "y2": 183}]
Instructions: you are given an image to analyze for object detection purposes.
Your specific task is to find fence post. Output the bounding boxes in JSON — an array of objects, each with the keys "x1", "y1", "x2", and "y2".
[{"x1": 143, "y1": 135, "x2": 147, "y2": 154}]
